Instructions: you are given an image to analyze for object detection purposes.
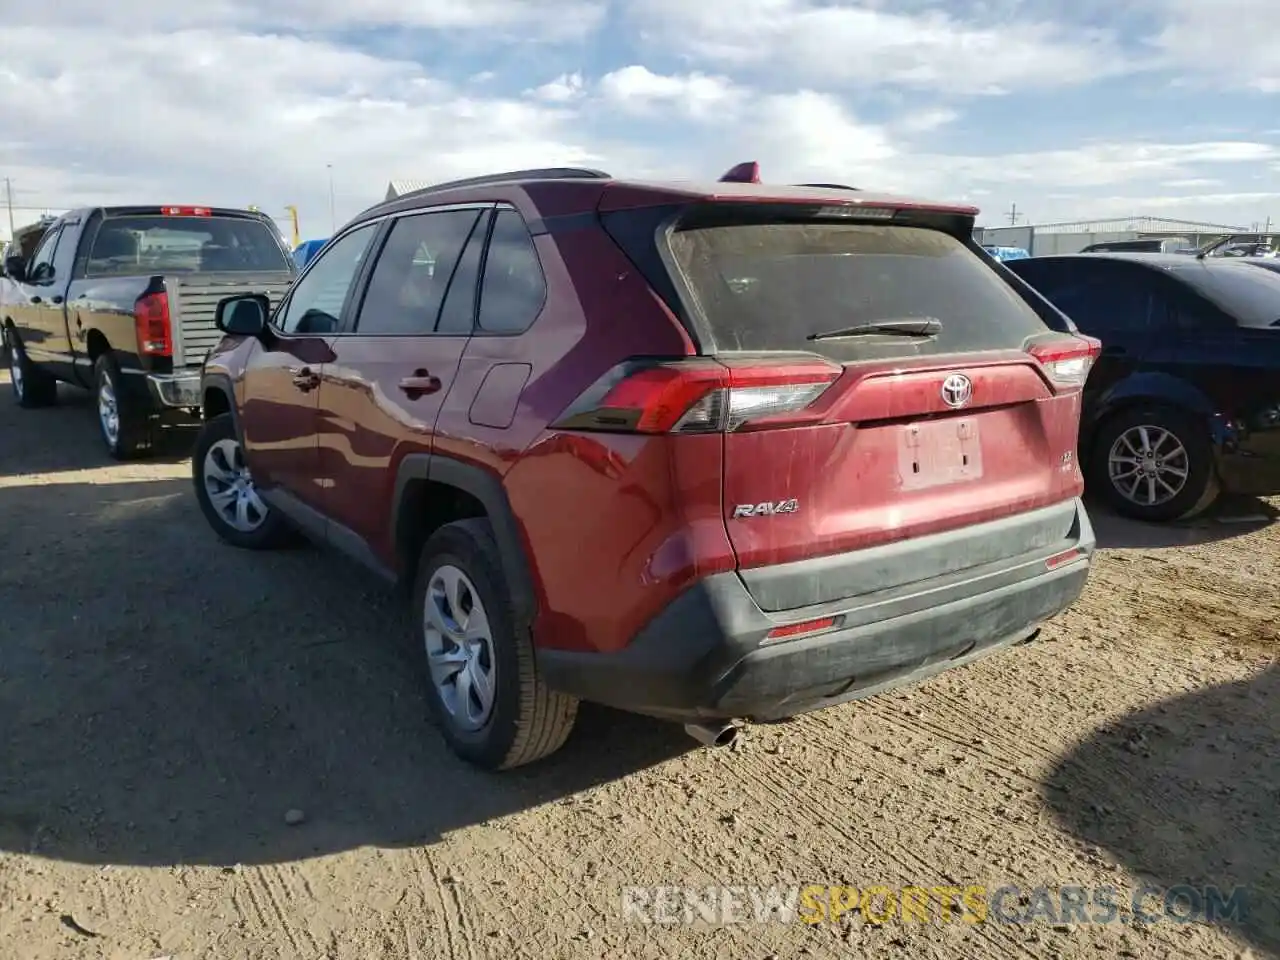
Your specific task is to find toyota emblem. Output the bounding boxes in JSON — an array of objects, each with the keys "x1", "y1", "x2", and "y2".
[{"x1": 941, "y1": 374, "x2": 973, "y2": 408}]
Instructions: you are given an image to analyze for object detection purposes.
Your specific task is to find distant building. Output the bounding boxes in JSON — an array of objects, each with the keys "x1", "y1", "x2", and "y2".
[
  {"x1": 385, "y1": 181, "x2": 434, "y2": 202},
  {"x1": 975, "y1": 216, "x2": 1247, "y2": 257}
]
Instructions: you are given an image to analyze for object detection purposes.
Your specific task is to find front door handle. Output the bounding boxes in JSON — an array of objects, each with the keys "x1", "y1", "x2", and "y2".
[
  {"x1": 291, "y1": 367, "x2": 320, "y2": 392},
  {"x1": 399, "y1": 369, "x2": 442, "y2": 398}
]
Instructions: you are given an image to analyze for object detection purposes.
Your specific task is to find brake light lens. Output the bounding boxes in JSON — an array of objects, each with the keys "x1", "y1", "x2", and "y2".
[
  {"x1": 161, "y1": 206, "x2": 212, "y2": 216},
  {"x1": 552, "y1": 359, "x2": 841, "y2": 434},
  {"x1": 1028, "y1": 335, "x2": 1101, "y2": 387},
  {"x1": 134, "y1": 291, "x2": 172, "y2": 357}
]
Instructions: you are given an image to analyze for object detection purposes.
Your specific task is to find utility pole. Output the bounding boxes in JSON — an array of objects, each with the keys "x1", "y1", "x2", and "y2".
[
  {"x1": 1006, "y1": 202, "x2": 1021, "y2": 226},
  {"x1": 4, "y1": 177, "x2": 14, "y2": 241},
  {"x1": 326, "y1": 163, "x2": 336, "y2": 233}
]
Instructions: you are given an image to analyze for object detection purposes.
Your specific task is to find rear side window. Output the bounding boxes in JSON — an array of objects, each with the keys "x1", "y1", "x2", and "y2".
[
  {"x1": 86, "y1": 216, "x2": 290, "y2": 276},
  {"x1": 667, "y1": 222, "x2": 1048, "y2": 359},
  {"x1": 355, "y1": 209, "x2": 481, "y2": 335},
  {"x1": 1025, "y1": 262, "x2": 1153, "y2": 335},
  {"x1": 1172, "y1": 262, "x2": 1280, "y2": 328},
  {"x1": 477, "y1": 209, "x2": 546, "y2": 334}
]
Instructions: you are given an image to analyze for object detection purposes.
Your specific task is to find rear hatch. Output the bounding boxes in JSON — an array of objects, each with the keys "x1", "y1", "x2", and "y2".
[{"x1": 603, "y1": 196, "x2": 1097, "y2": 610}]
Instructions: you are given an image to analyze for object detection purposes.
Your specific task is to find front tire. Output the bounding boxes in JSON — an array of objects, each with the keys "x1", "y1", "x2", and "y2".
[
  {"x1": 192, "y1": 413, "x2": 293, "y2": 549},
  {"x1": 94, "y1": 354, "x2": 152, "y2": 460},
  {"x1": 414, "y1": 519, "x2": 578, "y2": 770},
  {"x1": 1089, "y1": 406, "x2": 1219, "y2": 522},
  {"x1": 6, "y1": 327, "x2": 58, "y2": 408}
]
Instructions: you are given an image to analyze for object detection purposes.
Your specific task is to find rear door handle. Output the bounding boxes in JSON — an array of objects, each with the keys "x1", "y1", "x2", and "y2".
[
  {"x1": 51, "y1": 295, "x2": 64, "y2": 305},
  {"x1": 399, "y1": 370, "x2": 442, "y2": 397},
  {"x1": 290, "y1": 367, "x2": 320, "y2": 392},
  {"x1": 30, "y1": 295, "x2": 41, "y2": 304}
]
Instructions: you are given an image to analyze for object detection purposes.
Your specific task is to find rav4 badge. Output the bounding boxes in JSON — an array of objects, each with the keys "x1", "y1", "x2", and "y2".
[{"x1": 732, "y1": 499, "x2": 800, "y2": 519}]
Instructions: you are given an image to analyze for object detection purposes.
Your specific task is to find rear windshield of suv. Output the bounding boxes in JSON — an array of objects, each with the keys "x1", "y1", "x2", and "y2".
[
  {"x1": 668, "y1": 221, "x2": 1048, "y2": 360},
  {"x1": 86, "y1": 216, "x2": 290, "y2": 277}
]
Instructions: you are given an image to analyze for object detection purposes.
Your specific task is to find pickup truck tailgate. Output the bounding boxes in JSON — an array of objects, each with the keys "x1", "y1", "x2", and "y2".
[{"x1": 168, "y1": 271, "x2": 294, "y2": 367}]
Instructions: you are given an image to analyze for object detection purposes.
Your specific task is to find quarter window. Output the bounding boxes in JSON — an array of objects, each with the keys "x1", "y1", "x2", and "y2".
[{"x1": 477, "y1": 209, "x2": 546, "y2": 334}]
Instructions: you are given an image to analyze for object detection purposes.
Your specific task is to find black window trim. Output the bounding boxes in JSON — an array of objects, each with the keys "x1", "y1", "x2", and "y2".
[
  {"x1": 471, "y1": 203, "x2": 549, "y2": 338},
  {"x1": 342, "y1": 202, "x2": 494, "y2": 338}
]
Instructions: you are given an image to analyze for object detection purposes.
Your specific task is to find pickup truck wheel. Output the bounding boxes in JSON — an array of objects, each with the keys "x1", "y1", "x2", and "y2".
[
  {"x1": 414, "y1": 519, "x2": 578, "y2": 770},
  {"x1": 6, "y1": 328, "x2": 58, "y2": 408},
  {"x1": 192, "y1": 413, "x2": 293, "y2": 549},
  {"x1": 1089, "y1": 406, "x2": 1219, "y2": 522},
  {"x1": 94, "y1": 355, "x2": 153, "y2": 460}
]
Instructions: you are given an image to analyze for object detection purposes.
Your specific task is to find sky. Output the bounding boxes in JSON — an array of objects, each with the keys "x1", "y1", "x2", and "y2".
[{"x1": 1, "y1": 0, "x2": 1279, "y2": 241}]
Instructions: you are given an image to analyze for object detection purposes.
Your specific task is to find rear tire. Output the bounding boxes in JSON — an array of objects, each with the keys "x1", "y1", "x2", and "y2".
[
  {"x1": 414, "y1": 519, "x2": 578, "y2": 770},
  {"x1": 1089, "y1": 405, "x2": 1219, "y2": 522},
  {"x1": 6, "y1": 327, "x2": 58, "y2": 408},
  {"x1": 94, "y1": 354, "x2": 152, "y2": 460},
  {"x1": 192, "y1": 413, "x2": 294, "y2": 549}
]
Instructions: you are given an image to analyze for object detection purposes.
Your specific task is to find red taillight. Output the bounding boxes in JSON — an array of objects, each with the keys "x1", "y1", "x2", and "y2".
[
  {"x1": 553, "y1": 359, "x2": 841, "y2": 435},
  {"x1": 161, "y1": 205, "x2": 212, "y2": 217},
  {"x1": 134, "y1": 292, "x2": 172, "y2": 357},
  {"x1": 1028, "y1": 335, "x2": 1101, "y2": 388}
]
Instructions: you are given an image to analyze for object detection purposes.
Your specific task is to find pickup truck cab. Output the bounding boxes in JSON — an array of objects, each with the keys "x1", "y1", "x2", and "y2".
[{"x1": 2, "y1": 205, "x2": 295, "y2": 458}]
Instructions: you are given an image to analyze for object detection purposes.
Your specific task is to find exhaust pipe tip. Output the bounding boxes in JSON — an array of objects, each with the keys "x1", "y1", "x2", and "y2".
[{"x1": 684, "y1": 721, "x2": 739, "y2": 748}]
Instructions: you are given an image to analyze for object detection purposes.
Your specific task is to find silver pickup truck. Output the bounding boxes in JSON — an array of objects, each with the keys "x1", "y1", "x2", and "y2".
[{"x1": 1, "y1": 205, "x2": 294, "y2": 459}]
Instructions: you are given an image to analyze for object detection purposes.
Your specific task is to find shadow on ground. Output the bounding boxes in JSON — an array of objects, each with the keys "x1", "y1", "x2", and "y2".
[
  {"x1": 0, "y1": 371, "x2": 197, "y2": 473},
  {"x1": 1088, "y1": 493, "x2": 1279, "y2": 550},
  {"x1": 1044, "y1": 667, "x2": 1280, "y2": 955},
  {"x1": 0, "y1": 474, "x2": 691, "y2": 869}
]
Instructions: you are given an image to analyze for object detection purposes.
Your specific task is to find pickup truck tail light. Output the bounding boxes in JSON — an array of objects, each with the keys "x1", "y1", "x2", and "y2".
[{"x1": 134, "y1": 292, "x2": 172, "y2": 357}]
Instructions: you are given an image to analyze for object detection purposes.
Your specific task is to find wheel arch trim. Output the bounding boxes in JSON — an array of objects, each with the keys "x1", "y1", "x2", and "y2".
[{"x1": 393, "y1": 454, "x2": 538, "y2": 630}]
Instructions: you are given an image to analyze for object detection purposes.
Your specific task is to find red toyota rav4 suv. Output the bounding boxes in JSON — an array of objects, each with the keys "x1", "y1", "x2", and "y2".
[{"x1": 194, "y1": 165, "x2": 1097, "y2": 770}]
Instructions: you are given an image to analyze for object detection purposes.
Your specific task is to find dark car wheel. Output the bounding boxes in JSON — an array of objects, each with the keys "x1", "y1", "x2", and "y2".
[
  {"x1": 6, "y1": 327, "x2": 58, "y2": 408},
  {"x1": 192, "y1": 413, "x2": 294, "y2": 549},
  {"x1": 414, "y1": 519, "x2": 578, "y2": 770},
  {"x1": 1089, "y1": 406, "x2": 1219, "y2": 522},
  {"x1": 94, "y1": 354, "x2": 153, "y2": 460}
]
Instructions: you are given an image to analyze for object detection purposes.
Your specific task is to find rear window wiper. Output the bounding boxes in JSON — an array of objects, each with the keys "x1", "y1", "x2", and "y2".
[{"x1": 806, "y1": 318, "x2": 943, "y2": 341}]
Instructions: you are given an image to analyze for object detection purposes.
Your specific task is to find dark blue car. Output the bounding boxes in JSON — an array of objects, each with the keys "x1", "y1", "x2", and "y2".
[{"x1": 1007, "y1": 252, "x2": 1280, "y2": 522}]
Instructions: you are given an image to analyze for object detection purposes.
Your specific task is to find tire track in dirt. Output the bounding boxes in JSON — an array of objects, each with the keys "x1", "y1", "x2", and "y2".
[
  {"x1": 719, "y1": 733, "x2": 1036, "y2": 960},
  {"x1": 415, "y1": 849, "x2": 472, "y2": 960}
]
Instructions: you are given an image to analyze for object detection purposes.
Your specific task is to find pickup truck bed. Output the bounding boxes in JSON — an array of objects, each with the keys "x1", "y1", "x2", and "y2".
[{"x1": 2, "y1": 205, "x2": 294, "y2": 459}]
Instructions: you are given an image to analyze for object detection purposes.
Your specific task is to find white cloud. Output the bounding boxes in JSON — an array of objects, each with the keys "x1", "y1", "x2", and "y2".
[
  {"x1": 0, "y1": 0, "x2": 605, "y2": 40},
  {"x1": 597, "y1": 66, "x2": 743, "y2": 119},
  {"x1": 1151, "y1": 0, "x2": 1280, "y2": 93},
  {"x1": 529, "y1": 72, "x2": 587, "y2": 103},
  {"x1": 0, "y1": 26, "x2": 597, "y2": 235},
  {"x1": 627, "y1": 0, "x2": 1131, "y2": 95},
  {"x1": 891, "y1": 107, "x2": 961, "y2": 135}
]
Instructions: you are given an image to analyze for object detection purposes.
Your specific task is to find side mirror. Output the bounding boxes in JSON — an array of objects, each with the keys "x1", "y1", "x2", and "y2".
[
  {"x1": 3, "y1": 254, "x2": 25, "y2": 283},
  {"x1": 215, "y1": 293, "x2": 270, "y2": 336}
]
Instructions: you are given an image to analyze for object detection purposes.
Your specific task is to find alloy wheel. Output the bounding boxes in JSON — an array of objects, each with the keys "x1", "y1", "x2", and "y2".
[
  {"x1": 202, "y1": 437, "x2": 269, "y2": 532},
  {"x1": 1107, "y1": 424, "x2": 1190, "y2": 507},
  {"x1": 98, "y1": 369, "x2": 119, "y2": 446},
  {"x1": 424, "y1": 564, "x2": 497, "y2": 732}
]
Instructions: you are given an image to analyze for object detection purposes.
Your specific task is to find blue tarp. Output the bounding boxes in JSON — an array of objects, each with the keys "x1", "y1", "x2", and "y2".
[
  {"x1": 293, "y1": 238, "x2": 328, "y2": 270},
  {"x1": 983, "y1": 245, "x2": 1031, "y2": 262}
]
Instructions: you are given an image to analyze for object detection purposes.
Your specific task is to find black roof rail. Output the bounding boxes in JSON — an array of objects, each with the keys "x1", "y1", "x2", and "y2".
[
  {"x1": 796, "y1": 182, "x2": 860, "y2": 191},
  {"x1": 404, "y1": 167, "x2": 613, "y2": 196}
]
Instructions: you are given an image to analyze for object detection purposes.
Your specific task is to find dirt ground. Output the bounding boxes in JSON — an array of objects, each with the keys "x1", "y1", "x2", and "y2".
[{"x1": 1, "y1": 370, "x2": 1277, "y2": 960}]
